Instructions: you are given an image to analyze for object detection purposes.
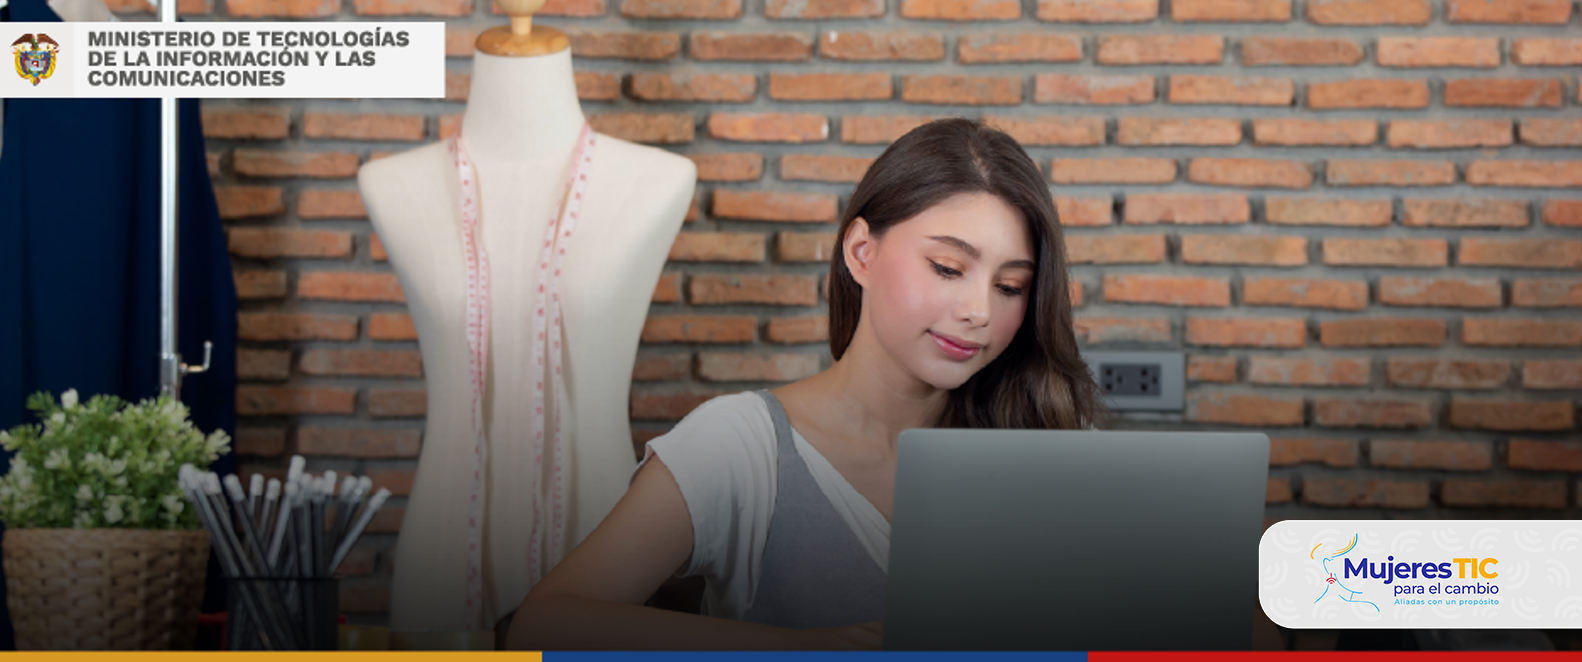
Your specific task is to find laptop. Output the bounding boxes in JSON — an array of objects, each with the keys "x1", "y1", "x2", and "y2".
[{"x1": 882, "y1": 429, "x2": 1270, "y2": 651}]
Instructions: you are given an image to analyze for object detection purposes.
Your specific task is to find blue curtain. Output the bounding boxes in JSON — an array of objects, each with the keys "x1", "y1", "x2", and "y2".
[{"x1": 1, "y1": 0, "x2": 239, "y2": 647}]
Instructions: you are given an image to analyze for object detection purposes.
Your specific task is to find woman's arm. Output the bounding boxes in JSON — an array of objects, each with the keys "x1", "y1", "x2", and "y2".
[{"x1": 505, "y1": 454, "x2": 881, "y2": 650}]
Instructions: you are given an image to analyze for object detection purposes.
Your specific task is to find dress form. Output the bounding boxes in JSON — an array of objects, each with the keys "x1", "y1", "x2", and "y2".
[{"x1": 356, "y1": 1, "x2": 696, "y2": 635}]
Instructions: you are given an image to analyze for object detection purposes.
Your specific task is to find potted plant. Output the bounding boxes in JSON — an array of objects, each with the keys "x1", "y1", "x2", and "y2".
[{"x1": 0, "y1": 389, "x2": 230, "y2": 650}]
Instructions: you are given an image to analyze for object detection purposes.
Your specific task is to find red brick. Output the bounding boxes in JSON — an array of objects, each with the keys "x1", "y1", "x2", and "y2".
[
  {"x1": 767, "y1": 0, "x2": 882, "y2": 17},
  {"x1": 1445, "y1": 79, "x2": 1563, "y2": 108},
  {"x1": 622, "y1": 0, "x2": 740, "y2": 18},
  {"x1": 1306, "y1": 0, "x2": 1428, "y2": 24},
  {"x1": 303, "y1": 113, "x2": 425, "y2": 141},
  {"x1": 1459, "y1": 238, "x2": 1582, "y2": 269},
  {"x1": 238, "y1": 349, "x2": 291, "y2": 381},
  {"x1": 1181, "y1": 235, "x2": 1306, "y2": 266},
  {"x1": 1064, "y1": 235, "x2": 1168, "y2": 264},
  {"x1": 449, "y1": 72, "x2": 472, "y2": 101},
  {"x1": 899, "y1": 0, "x2": 1021, "y2": 20},
  {"x1": 713, "y1": 191, "x2": 837, "y2": 222},
  {"x1": 1508, "y1": 439, "x2": 1582, "y2": 471},
  {"x1": 781, "y1": 155, "x2": 873, "y2": 182},
  {"x1": 1307, "y1": 79, "x2": 1429, "y2": 110},
  {"x1": 1253, "y1": 119, "x2": 1375, "y2": 146},
  {"x1": 776, "y1": 232, "x2": 839, "y2": 262},
  {"x1": 689, "y1": 275, "x2": 818, "y2": 306},
  {"x1": 1465, "y1": 319, "x2": 1582, "y2": 347},
  {"x1": 368, "y1": 313, "x2": 417, "y2": 341},
  {"x1": 1036, "y1": 0, "x2": 1157, "y2": 22},
  {"x1": 1512, "y1": 38, "x2": 1582, "y2": 65},
  {"x1": 669, "y1": 233, "x2": 766, "y2": 262},
  {"x1": 299, "y1": 350, "x2": 423, "y2": 377},
  {"x1": 227, "y1": 0, "x2": 338, "y2": 17},
  {"x1": 369, "y1": 390, "x2": 427, "y2": 418},
  {"x1": 215, "y1": 186, "x2": 285, "y2": 219},
  {"x1": 1467, "y1": 160, "x2": 1582, "y2": 188},
  {"x1": 1051, "y1": 158, "x2": 1175, "y2": 185},
  {"x1": 766, "y1": 316, "x2": 829, "y2": 343},
  {"x1": 634, "y1": 354, "x2": 691, "y2": 382},
  {"x1": 203, "y1": 108, "x2": 290, "y2": 139},
  {"x1": 1096, "y1": 35, "x2": 1222, "y2": 65},
  {"x1": 1378, "y1": 276, "x2": 1501, "y2": 308},
  {"x1": 1123, "y1": 193, "x2": 1249, "y2": 224},
  {"x1": 708, "y1": 113, "x2": 828, "y2": 143},
  {"x1": 1240, "y1": 37, "x2": 1362, "y2": 66},
  {"x1": 1073, "y1": 317, "x2": 1173, "y2": 344},
  {"x1": 237, "y1": 387, "x2": 357, "y2": 416},
  {"x1": 691, "y1": 32, "x2": 812, "y2": 61},
  {"x1": 1403, "y1": 199, "x2": 1529, "y2": 229},
  {"x1": 297, "y1": 273, "x2": 404, "y2": 303},
  {"x1": 1328, "y1": 160, "x2": 1455, "y2": 187},
  {"x1": 642, "y1": 316, "x2": 756, "y2": 343},
  {"x1": 366, "y1": 471, "x2": 416, "y2": 498},
  {"x1": 576, "y1": 72, "x2": 620, "y2": 101},
  {"x1": 1243, "y1": 277, "x2": 1366, "y2": 310},
  {"x1": 1103, "y1": 275, "x2": 1228, "y2": 307},
  {"x1": 233, "y1": 150, "x2": 358, "y2": 179},
  {"x1": 1265, "y1": 198, "x2": 1391, "y2": 227},
  {"x1": 697, "y1": 352, "x2": 821, "y2": 382},
  {"x1": 1451, "y1": 399, "x2": 1574, "y2": 431},
  {"x1": 1266, "y1": 478, "x2": 1292, "y2": 504},
  {"x1": 1032, "y1": 74, "x2": 1154, "y2": 105},
  {"x1": 366, "y1": 231, "x2": 386, "y2": 260},
  {"x1": 298, "y1": 190, "x2": 368, "y2": 220},
  {"x1": 1172, "y1": 0, "x2": 1289, "y2": 21},
  {"x1": 653, "y1": 273, "x2": 682, "y2": 303},
  {"x1": 631, "y1": 391, "x2": 727, "y2": 421},
  {"x1": 1520, "y1": 119, "x2": 1582, "y2": 147},
  {"x1": 1314, "y1": 398, "x2": 1432, "y2": 428},
  {"x1": 1188, "y1": 158, "x2": 1312, "y2": 189},
  {"x1": 1186, "y1": 318, "x2": 1306, "y2": 348},
  {"x1": 363, "y1": 509, "x2": 404, "y2": 534},
  {"x1": 1388, "y1": 119, "x2": 1514, "y2": 149},
  {"x1": 770, "y1": 73, "x2": 892, "y2": 101},
  {"x1": 1513, "y1": 279, "x2": 1582, "y2": 307},
  {"x1": 1270, "y1": 438, "x2": 1357, "y2": 467},
  {"x1": 1190, "y1": 393, "x2": 1304, "y2": 426},
  {"x1": 958, "y1": 34, "x2": 1081, "y2": 63},
  {"x1": 537, "y1": 0, "x2": 609, "y2": 15},
  {"x1": 1116, "y1": 118, "x2": 1241, "y2": 146},
  {"x1": 1320, "y1": 318, "x2": 1446, "y2": 347},
  {"x1": 840, "y1": 115, "x2": 944, "y2": 143},
  {"x1": 234, "y1": 428, "x2": 286, "y2": 457},
  {"x1": 353, "y1": 0, "x2": 470, "y2": 13},
  {"x1": 436, "y1": 115, "x2": 461, "y2": 140},
  {"x1": 1446, "y1": 0, "x2": 1571, "y2": 23},
  {"x1": 685, "y1": 153, "x2": 763, "y2": 182},
  {"x1": 1377, "y1": 37, "x2": 1500, "y2": 68},
  {"x1": 227, "y1": 228, "x2": 352, "y2": 259},
  {"x1": 568, "y1": 32, "x2": 681, "y2": 60},
  {"x1": 1055, "y1": 197, "x2": 1114, "y2": 226},
  {"x1": 1187, "y1": 356, "x2": 1238, "y2": 383},
  {"x1": 1543, "y1": 201, "x2": 1582, "y2": 227},
  {"x1": 818, "y1": 32, "x2": 944, "y2": 61},
  {"x1": 1322, "y1": 238, "x2": 1447, "y2": 267},
  {"x1": 588, "y1": 113, "x2": 694, "y2": 144},
  {"x1": 630, "y1": 74, "x2": 756, "y2": 102},
  {"x1": 1524, "y1": 360, "x2": 1582, "y2": 390},
  {"x1": 901, "y1": 76, "x2": 1022, "y2": 105},
  {"x1": 1387, "y1": 359, "x2": 1510, "y2": 390},
  {"x1": 1248, "y1": 357, "x2": 1368, "y2": 387},
  {"x1": 1442, "y1": 480, "x2": 1568, "y2": 509},
  {"x1": 298, "y1": 428, "x2": 421, "y2": 457},
  {"x1": 1168, "y1": 75, "x2": 1293, "y2": 106},
  {"x1": 234, "y1": 271, "x2": 288, "y2": 300},
  {"x1": 1302, "y1": 479, "x2": 1428, "y2": 509},
  {"x1": 238, "y1": 313, "x2": 358, "y2": 341}
]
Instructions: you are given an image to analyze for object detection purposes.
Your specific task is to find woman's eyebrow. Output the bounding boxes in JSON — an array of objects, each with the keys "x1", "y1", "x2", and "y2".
[{"x1": 928, "y1": 235, "x2": 1035, "y2": 270}]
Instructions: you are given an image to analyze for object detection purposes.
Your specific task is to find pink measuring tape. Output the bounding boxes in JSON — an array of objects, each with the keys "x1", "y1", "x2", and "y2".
[{"x1": 450, "y1": 121, "x2": 596, "y2": 630}]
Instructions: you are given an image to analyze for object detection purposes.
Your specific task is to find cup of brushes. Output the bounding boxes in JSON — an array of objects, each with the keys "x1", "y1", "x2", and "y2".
[{"x1": 178, "y1": 456, "x2": 391, "y2": 650}]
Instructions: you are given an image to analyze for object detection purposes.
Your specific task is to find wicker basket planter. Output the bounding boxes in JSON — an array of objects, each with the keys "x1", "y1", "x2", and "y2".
[{"x1": 3, "y1": 528, "x2": 210, "y2": 650}]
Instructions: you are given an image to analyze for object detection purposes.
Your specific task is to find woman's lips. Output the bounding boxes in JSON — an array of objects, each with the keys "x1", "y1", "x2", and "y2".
[{"x1": 930, "y1": 331, "x2": 982, "y2": 360}]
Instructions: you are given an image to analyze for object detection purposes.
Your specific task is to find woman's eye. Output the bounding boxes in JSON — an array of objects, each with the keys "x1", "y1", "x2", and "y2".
[
  {"x1": 997, "y1": 284, "x2": 1025, "y2": 297},
  {"x1": 928, "y1": 260, "x2": 962, "y2": 278}
]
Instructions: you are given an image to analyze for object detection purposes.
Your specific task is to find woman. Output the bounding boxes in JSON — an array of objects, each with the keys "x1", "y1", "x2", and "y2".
[{"x1": 506, "y1": 117, "x2": 1109, "y2": 650}]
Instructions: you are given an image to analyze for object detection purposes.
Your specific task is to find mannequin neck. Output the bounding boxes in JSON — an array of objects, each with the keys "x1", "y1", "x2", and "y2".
[{"x1": 459, "y1": 48, "x2": 585, "y2": 163}]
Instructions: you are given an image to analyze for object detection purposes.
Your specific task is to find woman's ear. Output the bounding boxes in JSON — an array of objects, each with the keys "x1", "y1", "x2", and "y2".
[{"x1": 843, "y1": 217, "x2": 875, "y2": 287}]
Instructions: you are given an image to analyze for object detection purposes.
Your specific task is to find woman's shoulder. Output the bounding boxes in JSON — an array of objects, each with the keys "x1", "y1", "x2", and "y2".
[{"x1": 644, "y1": 391, "x2": 777, "y2": 458}]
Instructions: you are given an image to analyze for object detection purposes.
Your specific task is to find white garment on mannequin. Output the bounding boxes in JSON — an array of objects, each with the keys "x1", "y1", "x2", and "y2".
[{"x1": 357, "y1": 47, "x2": 696, "y2": 633}]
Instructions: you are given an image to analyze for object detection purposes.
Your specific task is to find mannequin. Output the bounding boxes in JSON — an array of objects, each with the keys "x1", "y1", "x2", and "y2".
[{"x1": 356, "y1": 0, "x2": 695, "y2": 637}]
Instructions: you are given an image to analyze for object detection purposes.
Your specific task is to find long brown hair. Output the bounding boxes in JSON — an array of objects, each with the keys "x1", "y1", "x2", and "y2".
[{"x1": 828, "y1": 118, "x2": 1110, "y2": 430}]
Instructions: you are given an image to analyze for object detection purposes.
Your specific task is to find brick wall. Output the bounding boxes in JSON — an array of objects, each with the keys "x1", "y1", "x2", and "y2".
[{"x1": 120, "y1": 0, "x2": 1582, "y2": 624}]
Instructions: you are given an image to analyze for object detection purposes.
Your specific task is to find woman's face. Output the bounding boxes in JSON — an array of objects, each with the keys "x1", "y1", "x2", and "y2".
[{"x1": 846, "y1": 191, "x2": 1037, "y2": 390}]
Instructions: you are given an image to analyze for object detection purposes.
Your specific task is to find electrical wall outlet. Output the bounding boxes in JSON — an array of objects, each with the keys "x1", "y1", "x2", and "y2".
[{"x1": 1080, "y1": 351, "x2": 1185, "y2": 411}]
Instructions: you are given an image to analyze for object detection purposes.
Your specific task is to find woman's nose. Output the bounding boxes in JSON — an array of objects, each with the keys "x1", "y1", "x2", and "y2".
[{"x1": 956, "y1": 282, "x2": 991, "y2": 327}]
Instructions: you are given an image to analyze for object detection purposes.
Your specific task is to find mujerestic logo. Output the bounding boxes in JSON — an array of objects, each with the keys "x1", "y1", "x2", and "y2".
[
  {"x1": 1310, "y1": 533, "x2": 1500, "y2": 609},
  {"x1": 12, "y1": 33, "x2": 58, "y2": 86}
]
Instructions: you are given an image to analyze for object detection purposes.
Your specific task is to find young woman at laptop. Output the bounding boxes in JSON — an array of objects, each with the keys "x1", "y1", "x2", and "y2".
[{"x1": 507, "y1": 118, "x2": 1108, "y2": 650}]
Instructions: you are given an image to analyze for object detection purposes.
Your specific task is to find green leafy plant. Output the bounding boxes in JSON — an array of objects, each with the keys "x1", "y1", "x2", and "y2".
[{"x1": 0, "y1": 389, "x2": 230, "y2": 529}]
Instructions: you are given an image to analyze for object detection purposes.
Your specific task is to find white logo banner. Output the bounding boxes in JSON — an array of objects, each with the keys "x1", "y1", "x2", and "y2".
[
  {"x1": 4, "y1": 22, "x2": 443, "y2": 98},
  {"x1": 1260, "y1": 520, "x2": 1582, "y2": 628}
]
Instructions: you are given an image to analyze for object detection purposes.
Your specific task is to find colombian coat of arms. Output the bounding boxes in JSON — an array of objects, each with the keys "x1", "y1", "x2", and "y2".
[{"x1": 13, "y1": 33, "x2": 59, "y2": 86}]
